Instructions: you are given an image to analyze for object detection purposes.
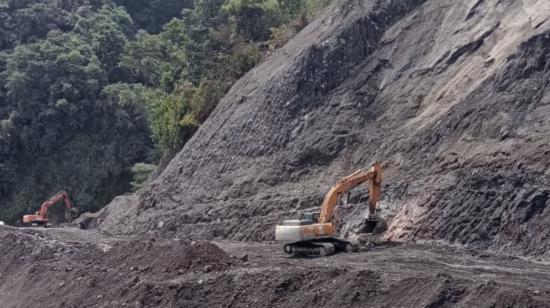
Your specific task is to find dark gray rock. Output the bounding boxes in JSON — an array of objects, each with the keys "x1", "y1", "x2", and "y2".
[{"x1": 100, "y1": 0, "x2": 550, "y2": 257}]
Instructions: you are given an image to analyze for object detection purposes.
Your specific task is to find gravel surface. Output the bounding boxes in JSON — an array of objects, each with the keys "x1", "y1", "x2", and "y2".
[{"x1": 1, "y1": 226, "x2": 550, "y2": 308}]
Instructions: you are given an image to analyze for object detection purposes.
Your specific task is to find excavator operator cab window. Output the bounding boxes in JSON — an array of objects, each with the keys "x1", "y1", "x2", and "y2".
[{"x1": 300, "y1": 212, "x2": 320, "y2": 224}]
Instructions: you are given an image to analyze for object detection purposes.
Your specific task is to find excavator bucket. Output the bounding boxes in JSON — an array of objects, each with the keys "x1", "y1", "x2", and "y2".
[
  {"x1": 363, "y1": 219, "x2": 379, "y2": 233},
  {"x1": 360, "y1": 217, "x2": 387, "y2": 234}
]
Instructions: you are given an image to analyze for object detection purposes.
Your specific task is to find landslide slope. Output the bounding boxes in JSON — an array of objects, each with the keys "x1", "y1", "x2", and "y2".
[{"x1": 102, "y1": 0, "x2": 550, "y2": 257}]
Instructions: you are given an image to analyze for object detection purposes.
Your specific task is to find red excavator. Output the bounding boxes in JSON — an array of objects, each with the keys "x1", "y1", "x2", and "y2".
[{"x1": 22, "y1": 191, "x2": 75, "y2": 226}]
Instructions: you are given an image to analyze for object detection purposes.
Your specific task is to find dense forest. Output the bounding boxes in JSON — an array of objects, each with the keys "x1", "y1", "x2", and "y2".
[{"x1": 0, "y1": 0, "x2": 330, "y2": 223}]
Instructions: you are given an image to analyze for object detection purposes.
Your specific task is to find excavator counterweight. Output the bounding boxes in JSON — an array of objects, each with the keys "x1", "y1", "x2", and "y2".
[{"x1": 275, "y1": 162, "x2": 383, "y2": 257}]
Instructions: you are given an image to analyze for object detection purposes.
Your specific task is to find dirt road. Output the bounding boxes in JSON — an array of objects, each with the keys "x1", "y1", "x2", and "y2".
[
  {"x1": 1, "y1": 226, "x2": 550, "y2": 307},
  {"x1": 218, "y1": 241, "x2": 550, "y2": 290}
]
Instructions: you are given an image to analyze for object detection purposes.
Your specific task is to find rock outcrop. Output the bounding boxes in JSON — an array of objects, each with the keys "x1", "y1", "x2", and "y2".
[{"x1": 101, "y1": 0, "x2": 550, "y2": 257}]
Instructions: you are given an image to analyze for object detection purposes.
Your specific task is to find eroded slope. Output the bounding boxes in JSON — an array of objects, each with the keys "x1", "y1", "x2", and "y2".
[{"x1": 102, "y1": 0, "x2": 550, "y2": 257}]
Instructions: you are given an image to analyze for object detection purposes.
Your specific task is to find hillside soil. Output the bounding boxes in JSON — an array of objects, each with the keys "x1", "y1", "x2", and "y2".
[
  {"x1": 1, "y1": 226, "x2": 550, "y2": 308},
  {"x1": 97, "y1": 0, "x2": 550, "y2": 260}
]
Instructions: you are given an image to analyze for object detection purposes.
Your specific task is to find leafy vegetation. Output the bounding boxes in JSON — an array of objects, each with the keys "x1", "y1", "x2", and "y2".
[
  {"x1": 0, "y1": 0, "x2": 332, "y2": 223},
  {"x1": 130, "y1": 163, "x2": 157, "y2": 192}
]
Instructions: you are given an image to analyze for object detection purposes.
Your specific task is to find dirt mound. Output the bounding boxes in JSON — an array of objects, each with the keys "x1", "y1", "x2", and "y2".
[
  {"x1": 2, "y1": 227, "x2": 550, "y2": 307},
  {"x1": 98, "y1": 0, "x2": 550, "y2": 258},
  {"x1": 97, "y1": 238, "x2": 232, "y2": 275},
  {"x1": 0, "y1": 227, "x2": 233, "y2": 308},
  {"x1": 205, "y1": 242, "x2": 550, "y2": 308},
  {"x1": 73, "y1": 194, "x2": 140, "y2": 235},
  {"x1": 174, "y1": 269, "x2": 546, "y2": 308}
]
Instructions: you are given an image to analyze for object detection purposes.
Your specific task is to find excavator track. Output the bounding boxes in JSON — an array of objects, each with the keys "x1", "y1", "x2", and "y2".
[
  {"x1": 284, "y1": 242, "x2": 336, "y2": 257},
  {"x1": 283, "y1": 238, "x2": 358, "y2": 257}
]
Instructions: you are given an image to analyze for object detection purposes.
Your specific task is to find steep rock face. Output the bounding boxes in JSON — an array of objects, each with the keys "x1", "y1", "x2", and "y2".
[{"x1": 103, "y1": 0, "x2": 550, "y2": 256}]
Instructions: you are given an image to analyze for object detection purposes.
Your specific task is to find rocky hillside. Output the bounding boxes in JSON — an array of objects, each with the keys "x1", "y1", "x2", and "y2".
[{"x1": 100, "y1": 0, "x2": 550, "y2": 257}]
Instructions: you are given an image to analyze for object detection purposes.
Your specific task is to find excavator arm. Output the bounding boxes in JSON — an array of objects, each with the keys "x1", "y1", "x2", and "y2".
[
  {"x1": 37, "y1": 191, "x2": 73, "y2": 217},
  {"x1": 318, "y1": 161, "x2": 382, "y2": 224}
]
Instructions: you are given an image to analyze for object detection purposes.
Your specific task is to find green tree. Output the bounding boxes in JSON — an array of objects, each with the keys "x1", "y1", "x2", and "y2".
[
  {"x1": 74, "y1": 4, "x2": 133, "y2": 81},
  {"x1": 145, "y1": 84, "x2": 196, "y2": 153},
  {"x1": 181, "y1": 0, "x2": 228, "y2": 83},
  {"x1": 130, "y1": 162, "x2": 156, "y2": 191},
  {"x1": 0, "y1": 0, "x2": 334, "y2": 223},
  {"x1": 113, "y1": 0, "x2": 192, "y2": 33},
  {"x1": 0, "y1": 5, "x2": 152, "y2": 222},
  {"x1": 120, "y1": 19, "x2": 187, "y2": 90},
  {"x1": 223, "y1": 0, "x2": 281, "y2": 41}
]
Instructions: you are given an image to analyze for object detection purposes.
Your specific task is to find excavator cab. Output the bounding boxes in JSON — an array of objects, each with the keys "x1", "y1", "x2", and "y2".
[{"x1": 277, "y1": 212, "x2": 320, "y2": 229}]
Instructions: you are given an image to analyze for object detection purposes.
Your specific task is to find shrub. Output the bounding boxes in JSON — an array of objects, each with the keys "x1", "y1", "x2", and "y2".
[{"x1": 130, "y1": 163, "x2": 157, "y2": 192}]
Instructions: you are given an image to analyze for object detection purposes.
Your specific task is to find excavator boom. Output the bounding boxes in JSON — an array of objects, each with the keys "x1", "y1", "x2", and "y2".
[
  {"x1": 319, "y1": 162, "x2": 382, "y2": 224},
  {"x1": 37, "y1": 191, "x2": 73, "y2": 216}
]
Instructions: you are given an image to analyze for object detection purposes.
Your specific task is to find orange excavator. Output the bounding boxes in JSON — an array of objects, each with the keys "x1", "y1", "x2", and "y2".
[
  {"x1": 275, "y1": 162, "x2": 383, "y2": 256},
  {"x1": 22, "y1": 191, "x2": 75, "y2": 226}
]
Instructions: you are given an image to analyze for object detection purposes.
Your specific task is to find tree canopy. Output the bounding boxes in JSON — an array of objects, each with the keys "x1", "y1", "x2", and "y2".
[{"x1": 0, "y1": 0, "x2": 332, "y2": 223}]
